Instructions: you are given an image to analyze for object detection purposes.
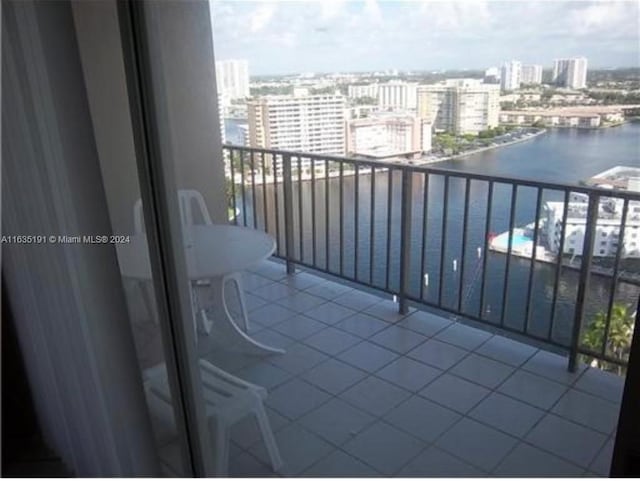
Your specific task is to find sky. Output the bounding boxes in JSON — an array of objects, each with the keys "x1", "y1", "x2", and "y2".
[{"x1": 209, "y1": 0, "x2": 640, "y2": 76}]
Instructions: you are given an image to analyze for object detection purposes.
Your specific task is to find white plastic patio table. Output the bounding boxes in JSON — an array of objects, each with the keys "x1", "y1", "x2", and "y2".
[{"x1": 117, "y1": 224, "x2": 284, "y2": 355}]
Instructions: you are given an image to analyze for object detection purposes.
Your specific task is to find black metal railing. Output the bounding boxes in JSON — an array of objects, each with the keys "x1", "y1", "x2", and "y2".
[{"x1": 224, "y1": 144, "x2": 640, "y2": 371}]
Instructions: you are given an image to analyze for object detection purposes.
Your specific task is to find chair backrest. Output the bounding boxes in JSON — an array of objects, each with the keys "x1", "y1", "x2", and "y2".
[
  {"x1": 133, "y1": 190, "x2": 212, "y2": 234},
  {"x1": 178, "y1": 190, "x2": 213, "y2": 227}
]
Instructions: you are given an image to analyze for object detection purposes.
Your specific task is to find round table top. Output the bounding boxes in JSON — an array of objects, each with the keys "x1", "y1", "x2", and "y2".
[{"x1": 117, "y1": 224, "x2": 276, "y2": 280}]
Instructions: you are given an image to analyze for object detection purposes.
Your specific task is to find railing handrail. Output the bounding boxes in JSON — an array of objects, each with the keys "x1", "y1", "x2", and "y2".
[
  {"x1": 224, "y1": 143, "x2": 639, "y2": 371},
  {"x1": 223, "y1": 144, "x2": 640, "y2": 202}
]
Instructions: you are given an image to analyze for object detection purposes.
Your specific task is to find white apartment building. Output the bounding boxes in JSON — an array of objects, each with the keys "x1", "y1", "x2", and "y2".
[
  {"x1": 215, "y1": 59, "x2": 250, "y2": 101},
  {"x1": 545, "y1": 197, "x2": 640, "y2": 258},
  {"x1": 500, "y1": 60, "x2": 522, "y2": 91},
  {"x1": 552, "y1": 57, "x2": 588, "y2": 89},
  {"x1": 500, "y1": 111, "x2": 601, "y2": 128},
  {"x1": 521, "y1": 65, "x2": 543, "y2": 85},
  {"x1": 217, "y1": 91, "x2": 227, "y2": 145},
  {"x1": 346, "y1": 114, "x2": 431, "y2": 158},
  {"x1": 348, "y1": 84, "x2": 379, "y2": 100},
  {"x1": 247, "y1": 94, "x2": 346, "y2": 172},
  {"x1": 378, "y1": 81, "x2": 418, "y2": 111},
  {"x1": 417, "y1": 79, "x2": 500, "y2": 135}
]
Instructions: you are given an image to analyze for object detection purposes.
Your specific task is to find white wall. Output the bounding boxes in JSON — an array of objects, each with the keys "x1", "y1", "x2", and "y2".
[
  {"x1": 142, "y1": 0, "x2": 228, "y2": 224},
  {"x1": 72, "y1": 0, "x2": 228, "y2": 234}
]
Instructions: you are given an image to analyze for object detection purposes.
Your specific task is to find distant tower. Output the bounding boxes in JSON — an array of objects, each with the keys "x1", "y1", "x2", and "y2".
[
  {"x1": 215, "y1": 59, "x2": 250, "y2": 100},
  {"x1": 500, "y1": 61, "x2": 522, "y2": 91},
  {"x1": 521, "y1": 65, "x2": 543, "y2": 85},
  {"x1": 552, "y1": 57, "x2": 588, "y2": 89}
]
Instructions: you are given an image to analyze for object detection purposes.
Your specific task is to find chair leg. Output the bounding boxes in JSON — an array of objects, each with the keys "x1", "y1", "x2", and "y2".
[
  {"x1": 223, "y1": 272, "x2": 250, "y2": 332},
  {"x1": 190, "y1": 281, "x2": 212, "y2": 336},
  {"x1": 254, "y1": 401, "x2": 283, "y2": 471}
]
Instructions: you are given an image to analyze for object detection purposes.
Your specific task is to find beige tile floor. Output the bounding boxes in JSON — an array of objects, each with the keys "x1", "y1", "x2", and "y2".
[{"x1": 144, "y1": 259, "x2": 625, "y2": 477}]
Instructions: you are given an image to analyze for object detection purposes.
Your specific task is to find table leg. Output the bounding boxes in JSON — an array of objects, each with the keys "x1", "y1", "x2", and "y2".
[
  {"x1": 205, "y1": 276, "x2": 285, "y2": 355},
  {"x1": 223, "y1": 272, "x2": 250, "y2": 332}
]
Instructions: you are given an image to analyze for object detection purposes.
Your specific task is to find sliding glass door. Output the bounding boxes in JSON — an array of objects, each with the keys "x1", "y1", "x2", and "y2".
[{"x1": 74, "y1": 0, "x2": 222, "y2": 475}]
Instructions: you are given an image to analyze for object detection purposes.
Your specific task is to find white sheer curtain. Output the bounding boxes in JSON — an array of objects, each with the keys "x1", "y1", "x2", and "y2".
[{"x1": 2, "y1": 1, "x2": 158, "y2": 475}]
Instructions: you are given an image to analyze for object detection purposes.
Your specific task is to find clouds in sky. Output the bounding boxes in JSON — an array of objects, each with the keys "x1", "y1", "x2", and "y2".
[{"x1": 210, "y1": 0, "x2": 640, "y2": 75}]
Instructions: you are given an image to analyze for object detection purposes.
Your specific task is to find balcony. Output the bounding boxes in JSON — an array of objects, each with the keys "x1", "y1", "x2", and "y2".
[
  {"x1": 144, "y1": 144, "x2": 640, "y2": 477},
  {"x1": 178, "y1": 259, "x2": 622, "y2": 477}
]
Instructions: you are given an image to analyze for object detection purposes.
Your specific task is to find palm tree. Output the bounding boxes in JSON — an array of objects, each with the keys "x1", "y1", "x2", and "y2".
[{"x1": 582, "y1": 302, "x2": 635, "y2": 375}]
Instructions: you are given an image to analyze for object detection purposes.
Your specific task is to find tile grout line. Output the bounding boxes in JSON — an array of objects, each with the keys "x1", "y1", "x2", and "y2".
[{"x1": 235, "y1": 263, "x2": 619, "y2": 476}]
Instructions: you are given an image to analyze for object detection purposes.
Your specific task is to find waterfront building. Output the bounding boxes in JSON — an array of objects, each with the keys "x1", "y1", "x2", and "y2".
[
  {"x1": 500, "y1": 60, "x2": 522, "y2": 91},
  {"x1": 215, "y1": 59, "x2": 250, "y2": 100},
  {"x1": 346, "y1": 113, "x2": 431, "y2": 158},
  {"x1": 417, "y1": 79, "x2": 500, "y2": 134},
  {"x1": 247, "y1": 93, "x2": 346, "y2": 172},
  {"x1": 552, "y1": 57, "x2": 588, "y2": 89},
  {"x1": 545, "y1": 166, "x2": 640, "y2": 258},
  {"x1": 586, "y1": 166, "x2": 640, "y2": 191},
  {"x1": 499, "y1": 105, "x2": 632, "y2": 128},
  {"x1": 500, "y1": 111, "x2": 601, "y2": 128},
  {"x1": 545, "y1": 198, "x2": 640, "y2": 258},
  {"x1": 378, "y1": 81, "x2": 418, "y2": 111},
  {"x1": 347, "y1": 83, "x2": 379, "y2": 100},
  {"x1": 521, "y1": 64, "x2": 543, "y2": 85}
]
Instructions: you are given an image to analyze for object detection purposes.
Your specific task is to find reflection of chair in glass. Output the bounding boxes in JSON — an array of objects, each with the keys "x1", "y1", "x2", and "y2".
[
  {"x1": 133, "y1": 190, "x2": 251, "y2": 335},
  {"x1": 133, "y1": 189, "x2": 213, "y2": 234},
  {"x1": 144, "y1": 359, "x2": 282, "y2": 475}
]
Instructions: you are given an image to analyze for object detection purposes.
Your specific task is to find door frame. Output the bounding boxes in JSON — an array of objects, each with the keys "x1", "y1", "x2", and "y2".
[{"x1": 117, "y1": 1, "x2": 215, "y2": 476}]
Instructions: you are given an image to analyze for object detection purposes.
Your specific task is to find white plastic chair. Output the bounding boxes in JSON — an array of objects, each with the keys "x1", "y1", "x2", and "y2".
[
  {"x1": 144, "y1": 359, "x2": 282, "y2": 475},
  {"x1": 133, "y1": 189, "x2": 213, "y2": 234},
  {"x1": 133, "y1": 190, "x2": 252, "y2": 335}
]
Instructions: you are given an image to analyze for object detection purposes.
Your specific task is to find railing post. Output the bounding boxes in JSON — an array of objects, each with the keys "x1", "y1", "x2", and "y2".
[
  {"x1": 399, "y1": 169, "x2": 413, "y2": 314},
  {"x1": 282, "y1": 153, "x2": 296, "y2": 275},
  {"x1": 568, "y1": 194, "x2": 599, "y2": 372}
]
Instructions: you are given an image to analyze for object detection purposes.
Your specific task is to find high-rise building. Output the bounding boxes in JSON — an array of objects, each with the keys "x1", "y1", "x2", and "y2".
[
  {"x1": 552, "y1": 57, "x2": 588, "y2": 89},
  {"x1": 521, "y1": 65, "x2": 543, "y2": 85},
  {"x1": 247, "y1": 94, "x2": 346, "y2": 166},
  {"x1": 378, "y1": 81, "x2": 418, "y2": 111},
  {"x1": 346, "y1": 113, "x2": 431, "y2": 158},
  {"x1": 417, "y1": 79, "x2": 500, "y2": 135},
  {"x1": 500, "y1": 60, "x2": 522, "y2": 91},
  {"x1": 217, "y1": 91, "x2": 226, "y2": 145},
  {"x1": 215, "y1": 59, "x2": 249, "y2": 101}
]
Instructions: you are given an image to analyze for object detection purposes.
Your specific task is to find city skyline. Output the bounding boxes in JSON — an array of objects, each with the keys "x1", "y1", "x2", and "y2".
[{"x1": 210, "y1": 0, "x2": 640, "y2": 75}]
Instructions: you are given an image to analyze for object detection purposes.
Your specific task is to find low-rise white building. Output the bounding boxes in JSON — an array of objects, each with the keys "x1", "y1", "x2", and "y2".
[
  {"x1": 545, "y1": 198, "x2": 640, "y2": 258},
  {"x1": 499, "y1": 106, "x2": 630, "y2": 128}
]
